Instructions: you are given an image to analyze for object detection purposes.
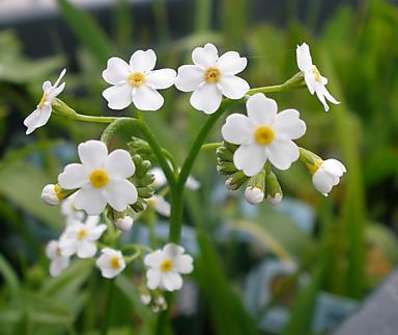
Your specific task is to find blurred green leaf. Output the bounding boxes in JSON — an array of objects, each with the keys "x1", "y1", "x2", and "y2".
[{"x1": 0, "y1": 254, "x2": 20, "y2": 298}]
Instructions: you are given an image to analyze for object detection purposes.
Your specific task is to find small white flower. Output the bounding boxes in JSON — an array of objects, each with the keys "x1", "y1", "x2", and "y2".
[
  {"x1": 115, "y1": 215, "x2": 134, "y2": 232},
  {"x1": 144, "y1": 243, "x2": 193, "y2": 292},
  {"x1": 150, "y1": 167, "x2": 200, "y2": 191},
  {"x1": 244, "y1": 186, "x2": 264, "y2": 205},
  {"x1": 61, "y1": 193, "x2": 85, "y2": 225},
  {"x1": 24, "y1": 69, "x2": 66, "y2": 134},
  {"x1": 154, "y1": 296, "x2": 167, "y2": 311},
  {"x1": 58, "y1": 140, "x2": 138, "y2": 215},
  {"x1": 96, "y1": 248, "x2": 126, "y2": 279},
  {"x1": 140, "y1": 293, "x2": 152, "y2": 305},
  {"x1": 46, "y1": 240, "x2": 70, "y2": 277},
  {"x1": 60, "y1": 216, "x2": 106, "y2": 258},
  {"x1": 312, "y1": 159, "x2": 346, "y2": 196},
  {"x1": 222, "y1": 93, "x2": 306, "y2": 176},
  {"x1": 147, "y1": 195, "x2": 171, "y2": 217},
  {"x1": 175, "y1": 43, "x2": 249, "y2": 114},
  {"x1": 41, "y1": 184, "x2": 63, "y2": 206},
  {"x1": 296, "y1": 43, "x2": 339, "y2": 112},
  {"x1": 102, "y1": 50, "x2": 176, "y2": 111}
]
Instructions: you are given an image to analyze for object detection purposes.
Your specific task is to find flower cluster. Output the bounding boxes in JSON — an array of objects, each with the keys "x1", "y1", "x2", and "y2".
[{"x1": 26, "y1": 41, "x2": 345, "y2": 312}]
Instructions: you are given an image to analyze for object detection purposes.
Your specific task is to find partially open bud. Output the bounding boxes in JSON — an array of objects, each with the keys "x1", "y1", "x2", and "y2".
[
  {"x1": 312, "y1": 159, "x2": 346, "y2": 196},
  {"x1": 115, "y1": 216, "x2": 134, "y2": 232},
  {"x1": 41, "y1": 184, "x2": 64, "y2": 205},
  {"x1": 244, "y1": 170, "x2": 266, "y2": 205},
  {"x1": 225, "y1": 171, "x2": 248, "y2": 190},
  {"x1": 266, "y1": 171, "x2": 283, "y2": 205}
]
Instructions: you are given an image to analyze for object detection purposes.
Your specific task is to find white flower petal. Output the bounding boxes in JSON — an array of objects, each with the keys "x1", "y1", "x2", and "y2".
[
  {"x1": 49, "y1": 257, "x2": 69, "y2": 277},
  {"x1": 185, "y1": 176, "x2": 200, "y2": 190},
  {"x1": 161, "y1": 272, "x2": 183, "y2": 291},
  {"x1": 190, "y1": 84, "x2": 222, "y2": 114},
  {"x1": 102, "y1": 84, "x2": 132, "y2": 110},
  {"x1": 246, "y1": 93, "x2": 277, "y2": 125},
  {"x1": 46, "y1": 241, "x2": 59, "y2": 259},
  {"x1": 315, "y1": 86, "x2": 330, "y2": 112},
  {"x1": 105, "y1": 149, "x2": 135, "y2": 179},
  {"x1": 132, "y1": 85, "x2": 164, "y2": 111},
  {"x1": 218, "y1": 75, "x2": 249, "y2": 99},
  {"x1": 233, "y1": 144, "x2": 267, "y2": 177},
  {"x1": 296, "y1": 43, "x2": 313, "y2": 72},
  {"x1": 321, "y1": 85, "x2": 340, "y2": 105},
  {"x1": 273, "y1": 109, "x2": 306, "y2": 140},
  {"x1": 78, "y1": 140, "x2": 108, "y2": 169},
  {"x1": 152, "y1": 195, "x2": 171, "y2": 217},
  {"x1": 89, "y1": 224, "x2": 107, "y2": 241},
  {"x1": 175, "y1": 65, "x2": 204, "y2": 92},
  {"x1": 58, "y1": 163, "x2": 87, "y2": 189},
  {"x1": 163, "y1": 243, "x2": 185, "y2": 258},
  {"x1": 129, "y1": 49, "x2": 156, "y2": 72},
  {"x1": 192, "y1": 43, "x2": 218, "y2": 68},
  {"x1": 304, "y1": 72, "x2": 316, "y2": 95},
  {"x1": 42, "y1": 80, "x2": 52, "y2": 91},
  {"x1": 174, "y1": 254, "x2": 193, "y2": 274},
  {"x1": 144, "y1": 250, "x2": 164, "y2": 268},
  {"x1": 24, "y1": 106, "x2": 52, "y2": 135},
  {"x1": 74, "y1": 187, "x2": 107, "y2": 215},
  {"x1": 147, "y1": 268, "x2": 162, "y2": 289},
  {"x1": 146, "y1": 69, "x2": 176, "y2": 89},
  {"x1": 102, "y1": 57, "x2": 129, "y2": 85},
  {"x1": 217, "y1": 51, "x2": 247, "y2": 75},
  {"x1": 104, "y1": 179, "x2": 138, "y2": 212},
  {"x1": 77, "y1": 241, "x2": 97, "y2": 258},
  {"x1": 150, "y1": 167, "x2": 167, "y2": 188},
  {"x1": 323, "y1": 159, "x2": 346, "y2": 175},
  {"x1": 266, "y1": 140, "x2": 299, "y2": 170},
  {"x1": 59, "y1": 239, "x2": 77, "y2": 257},
  {"x1": 221, "y1": 113, "x2": 253, "y2": 145}
]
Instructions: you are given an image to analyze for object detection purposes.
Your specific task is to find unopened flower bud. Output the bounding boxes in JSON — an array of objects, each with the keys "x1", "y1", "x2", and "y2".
[
  {"x1": 244, "y1": 170, "x2": 266, "y2": 205},
  {"x1": 115, "y1": 216, "x2": 134, "y2": 232},
  {"x1": 140, "y1": 293, "x2": 151, "y2": 305},
  {"x1": 225, "y1": 171, "x2": 248, "y2": 190},
  {"x1": 41, "y1": 184, "x2": 64, "y2": 205},
  {"x1": 155, "y1": 296, "x2": 167, "y2": 311},
  {"x1": 266, "y1": 171, "x2": 283, "y2": 205},
  {"x1": 312, "y1": 159, "x2": 346, "y2": 196}
]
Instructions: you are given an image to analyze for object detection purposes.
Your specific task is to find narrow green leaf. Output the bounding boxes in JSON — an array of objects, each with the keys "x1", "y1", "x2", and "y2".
[{"x1": 0, "y1": 254, "x2": 20, "y2": 298}]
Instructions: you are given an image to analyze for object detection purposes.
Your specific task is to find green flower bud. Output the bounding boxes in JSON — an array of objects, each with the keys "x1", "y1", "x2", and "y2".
[
  {"x1": 265, "y1": 170, "x2": 283, "y2": 205},
  {"x1": 299, "y1": 147, "x2": 323, "y2": 175},
  {"x1": 225, "y1": 171, "x2": 249, "y2": 190}
]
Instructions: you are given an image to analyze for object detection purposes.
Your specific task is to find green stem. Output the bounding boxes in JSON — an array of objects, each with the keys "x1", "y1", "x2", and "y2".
[{"x1": 101, "y1": 280, "x2": 115, "y2": 335}]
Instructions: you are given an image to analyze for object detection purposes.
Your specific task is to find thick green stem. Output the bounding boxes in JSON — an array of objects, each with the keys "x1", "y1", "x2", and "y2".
[{"x1": 101, "y1": 280, "x2": 115, "y2": 335}]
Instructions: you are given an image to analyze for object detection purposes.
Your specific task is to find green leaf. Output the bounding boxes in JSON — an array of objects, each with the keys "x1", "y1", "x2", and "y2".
[
  {"x1": 57, "y1": 0, "x2": 114, "y2": 65},
  {"x1": 0, "y1": 254, "x2": 20, "y2": 298},
  {"x1": 195, "y1": 230, "x2": 259, "y2": 335}
]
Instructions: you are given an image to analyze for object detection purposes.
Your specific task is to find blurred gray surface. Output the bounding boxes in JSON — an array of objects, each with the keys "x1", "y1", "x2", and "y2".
[{"x1": 333, "y1": 269, "x2": 398, "y2": 335}]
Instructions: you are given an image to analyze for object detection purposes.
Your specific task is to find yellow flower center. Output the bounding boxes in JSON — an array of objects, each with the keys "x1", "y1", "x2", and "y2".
[
  {"x1": 128, "y1": 72, "x2": 145, "y2": 87},
  {"x1": 111, "y1": 256, "x2": 121, "y2": 269},
  {"x1": 160, "y1": 258, "x2": 173, "y2": 273},
  {"x1": 312, "y1": 65, "x2": 322, "y2": 82},
  {"x1": 38, "y1": 93, "x2": 47, "y2": 109},
  {"x1": 54, "y1": 184, "x2": 64, "y2": 201},
  {"x1": 204, "y1": 67, "x2": 221, "y2": 83},
  {"x1": 89, "y1": 169, "x2": 109, "y2": 189},
  {"x1": 254, "y1": 126, "x2": 275, "y2": 145},
  {"x1": 77, "y1": 228, "x2": 88, "y2": 240}
]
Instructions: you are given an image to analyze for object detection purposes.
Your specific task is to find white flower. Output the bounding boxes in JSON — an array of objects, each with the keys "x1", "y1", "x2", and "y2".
[
  {"x1": 175, "y1": 43, "x2": 249, "y2": 114},
  {"x1": 115, "y1": 216, "x2": 134, "y2": 232},
  {"x1": 60, "y1": 216, "x2": 106, "y2": 258},
  {"x1": 96, "y1": 248, "x2": 126, "y2": 279},
  {"x1": 147, "y1": 195, "x2": 171, "y2": 217},
  {"x1": 58, "y1": 140, "x2": 138, "y2": 215},
  {"x1": 296, "y1": 43, "x2": 339, "y2": 112},
  {"x1": 61, "y1": 193, "x2": 85, "y2": 225},
  {"x1": 24, "y1": 69, "x2": 66, "y2": 134},
  {"x1": 244, "y1": 186, "x2": 264, "y2": 205},
  {"x1": 221, "y1": 93, "x2": 306, "y2": 176},
  {"x1": 102, "y1": 50, "x2": 176, "y2": 111},
  {"x1": 46, "y1": 240, "x2": 70, "y2": 277},
  {"x1": 312, "y1": 159, "x2": 346, "y2": 196},
  {"x1": 144, "y1": 243, "x2": 193, "y2": 291},
  {"x1": 150, "y1": 167, "x2": 200, "y2": 190},
  {"x1": 41, "y1": 184, "x2": 63, "y2": 206}
]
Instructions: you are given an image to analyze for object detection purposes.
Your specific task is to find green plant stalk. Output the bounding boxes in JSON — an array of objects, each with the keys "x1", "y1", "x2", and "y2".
[{"x1": 100, "y1": 280, "x2": 115, "y2": 335}]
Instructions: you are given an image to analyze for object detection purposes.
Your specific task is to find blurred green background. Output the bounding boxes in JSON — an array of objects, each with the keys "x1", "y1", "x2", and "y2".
[{"x1": 0, "y1": 0, "x2": 398, "y2": 334}]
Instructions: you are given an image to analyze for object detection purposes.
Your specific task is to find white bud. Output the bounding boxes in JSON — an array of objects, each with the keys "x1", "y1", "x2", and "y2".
[
  {"x1": 312, "y1": 159, "x2": 346, "y2": 196},
  {"x1": 267, "y1": 193, "x2": 282, "y2": 206},
  {"x1": 140, "y1": 293, "x2": 151, "y2": 305},
  {"x1": 41, "y1": 184, "x2": 63, "y2": 206},
  {"x1": 244, "y1": 186, "x2": 264, "y2": 205},
  {"x1": 115, "y1": 216, "x2": 134, "y2": 232},
  {"x1": 155, "y1": 296, "x2": 167, "y2": 310}
]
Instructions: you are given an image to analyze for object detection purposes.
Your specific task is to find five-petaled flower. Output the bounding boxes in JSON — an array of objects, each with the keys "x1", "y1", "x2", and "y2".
[
  {"x1": 24, "y1": 69, "x2": 66, "y2": 135},
  {"x1": 46, "y1": 240, "x2": 70, "y2": 277},
  {"x1": 58, "y1": 140, "x2": 138, "y2": 215},
  {"x1": 312, "y1": 159, "x2": 346, "y2": 196},
  {"x1": 175, "y1": 43, "x2": 249, "y2": 114},
  {"x1": 60, "y1": 216, "x2": 106, "y2": 258},
  {"x1": 102, "y1": 50, "x2": 176, "y2": 111},
  {"x1": 222, "y1": 93, "x2": 306, "y2": 176},
  {"x1": 96, "y1": 248, "x2": 126, "y2": 279},
  {"x1": 144, "y1": 243, "x2": 193, "y2": 291},
  {"x1": 296, "y1": 43, "x2": 339, "y2": 112}
]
